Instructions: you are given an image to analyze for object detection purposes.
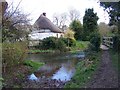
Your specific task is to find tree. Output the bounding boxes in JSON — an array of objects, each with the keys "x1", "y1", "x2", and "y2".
[
  {"x1": 2, "y1": 0, "x2": 31, "y2": 42},
  {"x1": 52, "y1": 13, "x2": 67, "y2": 29},
  {"x1": 69, "y1": 20, "x2": 83, "y2": 40},
  {"x1": 89, "y1": 32, "x2": 101, "y2": 52},
  {"x1": 83, "y1": 8, "x2": 99, "y2": 41},
  {"x1": 98, "y1": 22, "x2": 111, "y2": 36},
  {"x1": 100, "y1": 2, "x2": 120, "y2": 33},
  {"x1": 64, "y1": 29, "x2": 75, "y2": 39},
  {"x1": 52, "y1": 8, "x2": 80, "y2": 30},
  {"x1": 68, "y1": 8, "x2": 80, "y2": 22},
  {"x1": 109, "y1": 25, "x2": 118, "y2": 34},
  {"x1": 100, "y1": 1, "x2": 120, "y2": 52}
]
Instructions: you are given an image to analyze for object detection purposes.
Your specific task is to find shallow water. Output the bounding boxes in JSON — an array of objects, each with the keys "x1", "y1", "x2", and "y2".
[{"x1": 27, "y1": 51, "x2": 85, "y2": 82}]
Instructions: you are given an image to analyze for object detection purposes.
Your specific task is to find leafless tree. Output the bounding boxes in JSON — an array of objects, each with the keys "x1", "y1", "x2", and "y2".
[
  {"x1": 98, "y1": 22, "x2": 110, "y2": 36},
  {"x1": 52, "y1": 12, "x2": 68, "y2": 28},
  {"x1": 2, "y1": 0, "x2": 31, "y2": 42},
  {"x1": 68, "y1": 8, "x2": 80, "y2": 22}
]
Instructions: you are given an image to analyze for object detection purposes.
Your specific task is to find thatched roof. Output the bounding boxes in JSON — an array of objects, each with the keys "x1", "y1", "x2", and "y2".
[{"x1": 34, "y1": 13, "x2": 63, "y2": 33}]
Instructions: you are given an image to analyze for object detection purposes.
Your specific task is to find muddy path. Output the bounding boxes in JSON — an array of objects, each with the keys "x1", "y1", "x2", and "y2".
[{"x1": 85, "y1": 50, "x2": 118, "y2": 88}]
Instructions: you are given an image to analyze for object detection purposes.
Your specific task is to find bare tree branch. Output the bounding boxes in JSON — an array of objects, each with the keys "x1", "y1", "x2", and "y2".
[
  {"x1": 52, "y1": 13, "x2": 68, "y2": 28},
  {"x1": 68, "y1": 8, "x2": 80, "y2": 22},
  {"x1": 2, "y1": 0, "x2": 31, "y2": 42},
  {"x1": 6, "y1": 0, "x2": 22, "y2": 20}
]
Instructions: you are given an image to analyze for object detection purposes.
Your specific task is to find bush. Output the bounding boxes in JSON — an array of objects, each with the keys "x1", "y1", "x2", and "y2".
[
  {"x1": 41, "y1": 37, "x2": 57, "y2": 49},
  {"x1": 41, "y1": 37, "x2": 67, "y2": 51},
  {"x1": 60, "y1": 38, "x2": 76, "y2": 47},
  {"x1": 68, "y1": 38, "x2": 76, "y2": 47},
  {"x1": 56, "y1": 38, "x2": 66, "y2": 52},
  {"x1": 38, "y1": 37, "x2": 76, "y2": 51},
  {"x1": 112, "y1": 35, "x2": 120, "y2": 53},
  {"x1": 2, "y1": 42, "x2": 28, "y2": 70},
  {"x1": 89, "y1": 33, "x2": 101, "y2": 52}
]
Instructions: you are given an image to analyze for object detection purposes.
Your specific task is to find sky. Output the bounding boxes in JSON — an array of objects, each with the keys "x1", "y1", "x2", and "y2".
[{"x1": 6, "y1": 0, "x2": 110, "y2": 25}]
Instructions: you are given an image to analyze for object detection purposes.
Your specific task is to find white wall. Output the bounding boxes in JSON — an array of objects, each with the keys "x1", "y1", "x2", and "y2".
[{"x1": 29, "y1": 31, "x2": 62, "y2": 40}]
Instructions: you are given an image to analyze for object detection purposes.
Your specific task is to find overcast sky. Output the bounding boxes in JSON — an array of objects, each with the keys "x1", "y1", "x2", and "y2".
[{"x1": 6, "y1": 0, "x2": 110, "y2": 25}]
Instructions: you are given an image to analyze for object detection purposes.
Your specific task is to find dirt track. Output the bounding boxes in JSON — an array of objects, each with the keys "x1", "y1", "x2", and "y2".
[{"x1": 85, "y1": 50, "x2": 118, "y2": 88}]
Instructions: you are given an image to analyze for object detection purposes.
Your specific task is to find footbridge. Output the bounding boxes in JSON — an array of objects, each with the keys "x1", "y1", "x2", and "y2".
[{"x1": 100, "y1": 36, "x2": 113, "y2": 50}]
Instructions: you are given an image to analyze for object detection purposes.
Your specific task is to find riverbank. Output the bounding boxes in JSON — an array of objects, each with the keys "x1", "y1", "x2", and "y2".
[
  {"x1": 20, "y1": 76, "x2": 66, "y2": 88},
  {"x1": 64, "y1": 51, "x2": 101, "y2": 88},
  {"x1": 2, "y1": 60, "x2": 44, "y2": 88},
  {"x1": 28, "y1": 41, "x2": 89, "y2": 54},
  {"x1": 28, "y1": 49, "x2": 55, "y2": 54}
]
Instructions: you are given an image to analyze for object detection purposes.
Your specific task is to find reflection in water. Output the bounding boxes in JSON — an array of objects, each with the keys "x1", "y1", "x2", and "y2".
[
  {"x1": 52, "y1": 63, "x2": 75, "y2": 81},
  {"x1": 27, "y1": 51, "x2": 85, "y2": 81},
  {"x1": 34, "y1": 64, "x2": 60, "y2": 78}
]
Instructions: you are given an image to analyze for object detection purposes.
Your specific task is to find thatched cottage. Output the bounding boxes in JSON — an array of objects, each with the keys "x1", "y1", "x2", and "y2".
[{"x1": 28, "y1": 13, "x2": 64, "y2": 46}]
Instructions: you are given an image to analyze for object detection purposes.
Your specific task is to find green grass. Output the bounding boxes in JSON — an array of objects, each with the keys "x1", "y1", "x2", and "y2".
[
  {"x1": 71, "y1": 41, "x2": 90, "y2": 51},
  {"x1": 28, "y1": 49, "x2": 54, "y2": 53},
  {"x1": 23, "y1": 60, "x2": 44, "y2": 71},
  {"x1": 64, "y1": 51, "x2": 101, "y2": 88},
  {"x1": 110, "y1": 50, "x2": 119, "y2": 71}
]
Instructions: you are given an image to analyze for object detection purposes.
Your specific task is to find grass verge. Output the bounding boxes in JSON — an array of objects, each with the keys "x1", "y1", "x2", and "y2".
[
  {"x1": 109, "y1": 50, "x2": 119, "y2": 71},
  {"x1": 64, "y1": 51, "x2": 101, "y2": 88},
  {"x1": 28, "y1": 49, "x2": 54, "y2": 54},
  {"x1": 70, "y1": 41, "x2": 89, "y2": 53}
]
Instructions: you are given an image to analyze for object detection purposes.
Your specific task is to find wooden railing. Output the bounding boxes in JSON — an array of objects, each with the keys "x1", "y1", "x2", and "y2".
[{"x1": 102, "y1": 36, "x2": 113, "y2": 48}]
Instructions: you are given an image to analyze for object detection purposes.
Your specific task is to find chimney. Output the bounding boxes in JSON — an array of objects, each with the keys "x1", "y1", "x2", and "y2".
[{"x1": 43, "y1": 12, "x2": 46, "y2": 16}]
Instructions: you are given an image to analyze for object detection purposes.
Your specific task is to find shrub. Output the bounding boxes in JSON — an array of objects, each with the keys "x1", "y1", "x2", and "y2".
[
  {"x1": 112, "y1": 35, "x2": 120, "y2": 53},
  {"x1": 60, "y1": 38, "x2": 76, "y2": 47},
  {"x1": 89, "y1": 33, "x2": 101, "y2": 52},
  {"x1": 41, "y1": 37, "x2": 57, "y2": 49},
  {"x1": 56, "y1": 38, "x2": 66, "y2": 52},
  {"x1": 39, "y1": 37, "x2": 76, "y2": 51},
  {"x1": 2, "y1": 42, "x2": 28, "y2": 71},
  {"x1": 41, "y1": 37, "x2": 67, "y2": 51},
  {"x1": 68, "y1": 38, "x2": 76, "y2": 47}
]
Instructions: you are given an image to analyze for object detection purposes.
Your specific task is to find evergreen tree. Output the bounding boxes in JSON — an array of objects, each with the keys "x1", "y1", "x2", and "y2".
[
  {"x1": 83, "y1": 8, "x2": 99, "y2": 41},
  {"x1": 69, "y1": 20, "x2": 83, "y2": 40}
]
